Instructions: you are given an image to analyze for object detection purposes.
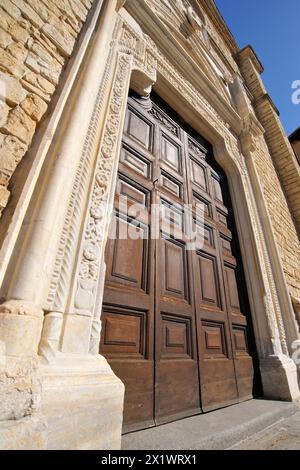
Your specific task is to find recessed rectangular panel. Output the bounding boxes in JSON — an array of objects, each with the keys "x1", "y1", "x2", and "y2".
[
  {"x1": 161, "y1": 171, "x2": 182, "y2": 198},
  {"x1": 212, "y1": 176, "x2": 224, "y2": 204},
  {"x1": 117, "y1": 175, "x2": 148, "y2": 206},
  {"x1": 233, "y1": 326, "x2": 248, "y2": 355},
  {"x1": 161, "y1": 199, "x2": 184, "y2": 231},
  {"x1": 161, "y1": 134, "x2": 181, "y2": 172},
  {"x1": 101, "y1": 308, "x2": 146, "y2": 357},
  {"x1": 107, "y1": 215, "x2": 148, "y2": 290},
  {"x1": 217, "y1": 210, "x2": 227, "y2": 227},
  {"x1": 202, "y1": 321, "x2": 227, "y2": 358},
  {"x1": 161, "y1": 314, "x2": 192, "y2": 358},
  {"x1": 198, "y1": 253, "x2": 221, "y2": 308},
  {"x1": 194, "y1": 222, "x2": 214, "y2": 250},
  {"x1": 125, "y1": 108, "x2": 152, "y2": 149},
  {"x1": 120, "y1": 146, "x2": 151, "y2": 178},
  {"x1": 221, "y1": 236, "x2": 232, "y2": 253},
  {"x1": 225, "y1": 265, "x2": 241, "y2": 311},
  {"x1": 193, "y1": 192, "x2": 212, "y2": 218},
  {"x1": 162, "y1": 238, "x2": 188, "y2": 300},
  {"x1": 190, "y1": 158, "x2": 208, "y2": 192}
]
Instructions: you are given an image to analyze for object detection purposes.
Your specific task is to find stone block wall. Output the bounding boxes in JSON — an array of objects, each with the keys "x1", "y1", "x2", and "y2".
[{"x1": 0, "y1": 0, "x2": 95, "y2": 216}]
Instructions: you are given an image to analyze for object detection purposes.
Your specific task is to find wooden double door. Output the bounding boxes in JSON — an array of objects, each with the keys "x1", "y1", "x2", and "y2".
[{"x1": 100, "y1": 92, "x2": 259, "y2": 433}]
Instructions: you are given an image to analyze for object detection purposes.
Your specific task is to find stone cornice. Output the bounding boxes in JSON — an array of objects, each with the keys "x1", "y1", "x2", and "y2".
[
  {"x1": 198, "y1": 0, "x2": 239, "y2": 55},
  {"x1": 238, "y1": 45, "x2": 264, "y2": 74},
  {"x1": 255, "y1": 93, "x2": 280, "y2": 116}
]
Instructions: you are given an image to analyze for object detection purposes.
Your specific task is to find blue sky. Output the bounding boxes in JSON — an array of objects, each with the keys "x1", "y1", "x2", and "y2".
[{"x1": 215, "y1": 0, "x2": 300, "y2": 135}]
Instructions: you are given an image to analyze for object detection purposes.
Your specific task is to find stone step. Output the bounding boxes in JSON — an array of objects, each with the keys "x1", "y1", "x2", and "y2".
[{"x1": 122, "y1": 399, "x2": 299, "y2": 450}]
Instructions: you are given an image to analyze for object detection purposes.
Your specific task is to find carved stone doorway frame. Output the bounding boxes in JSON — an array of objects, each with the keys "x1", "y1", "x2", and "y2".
[{"x1": 0, "y1": 7, "x2": 299, "y2": 450}]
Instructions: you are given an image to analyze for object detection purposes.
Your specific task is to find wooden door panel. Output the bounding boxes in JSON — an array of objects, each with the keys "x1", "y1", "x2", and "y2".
[
  {"x1": 117, "y1": 175, "x2": 149, "y2": 208},
  {"x1": 224, "y1": 264, "x2": 241, "y2": 312},
  {"x1": 161, "y1": 133, "x2": 182, "y2": 173},
  {"x1": 120, "y1": 144, "x2": 153, "y2": 179},
  {"x1": 160, "y1": 313, "x2": 193, "y2": 358},
  {"x1": 101, "y1": 307, "x2": 147, "y2": 357},
  {"x1": 197, "y1": 252, "x2": 222, "y2": 309},
  {"x1": 100, "y1": 304, "x2": 154, "y2": 432},
  {"x1": 200, "y1": 359, "x2": 239, "y2": 411},
  {"x1": 212, "y1": 174, "x2": 224, "y2": 205},
  {"x1": 155, "y1": 359, "x2": 200, "y2": 424},
  {"x1": 232, "y1": 322, "x2": 254, "y2": 398},
  {"x1": 105, "y1": 214, "x2": 149, "y2": 291},
  {"x1": 201, "y1": 320, "x2": 228, "y2": 358},
  {"x1": 110, "y1": 360, "x2": 154, "y2": 432},
  {"x1": 161, "y1": 238, "x2": 189, "y2": 301},
  {"x1": 160, "y1": 170, "x2": 183, "y2": 199},
  {"x1": 156, "y1": 234, "x2": 201, "y2": 422},
  {"x1": 155, "y1": 120, "x2": 201, "y2": 423},
  {"x1": 192, "y1": 191, "x2": 213, "y2": 220},
  {"x1": 124, "y1": 105, "x2": 153, "y2": 151},
  {"x1": 190, "y1": 157, "x2": 209, "y2": 193}
]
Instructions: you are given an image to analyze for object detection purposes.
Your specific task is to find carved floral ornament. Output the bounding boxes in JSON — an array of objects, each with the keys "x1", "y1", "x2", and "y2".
[{"x1": 44, "y1": 16, "x2": 288, "y2": 356}]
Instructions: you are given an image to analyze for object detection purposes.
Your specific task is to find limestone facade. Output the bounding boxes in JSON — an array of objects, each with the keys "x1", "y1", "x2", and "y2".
[{"x1": 0, "y1": 0, "x2": 299, "y2": 449}]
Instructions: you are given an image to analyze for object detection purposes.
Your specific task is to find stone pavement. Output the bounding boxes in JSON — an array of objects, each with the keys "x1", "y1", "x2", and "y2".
[
  {"x1": 122, "y1": 400, "x2": 300, "y2": 450},
  {"x1": 231, "y1": 408, "x2": 300, "y2": 450}
]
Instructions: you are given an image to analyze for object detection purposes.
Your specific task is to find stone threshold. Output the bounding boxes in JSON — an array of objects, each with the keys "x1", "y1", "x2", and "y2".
[{"x1": 122, "y1": 399, "x2": 299, "y2": 450}]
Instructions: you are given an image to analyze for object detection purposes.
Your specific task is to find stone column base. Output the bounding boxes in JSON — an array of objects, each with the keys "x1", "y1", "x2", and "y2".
[
  {"x1": 260, "y1": 354, "x2": 300, "y2": 401},
  {"x1": 40, "y1": 354, "x2": 124, "y2": 450},
  {"x1": 0, "y1": 415, "x2": 48, "y2": 450}
]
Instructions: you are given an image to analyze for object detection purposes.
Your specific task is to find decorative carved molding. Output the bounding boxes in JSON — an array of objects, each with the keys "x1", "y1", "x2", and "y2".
[
  {"x1": 72, "y1": 52, "x2": 132, "y2": 316},
  {"x1": 188, "y1": 138, "x2": 206, "y2": 158},
  {"x1": 148, "y1": 103, "x2": 179, "y2": 136}
]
